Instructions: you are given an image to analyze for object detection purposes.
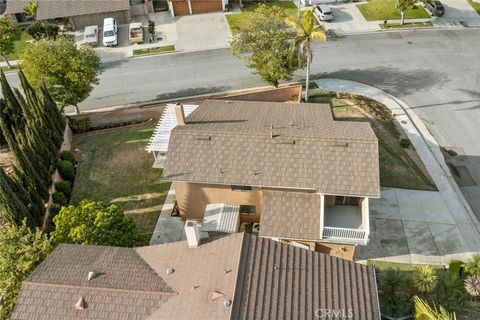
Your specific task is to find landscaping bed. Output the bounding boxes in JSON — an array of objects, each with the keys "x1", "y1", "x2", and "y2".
[
  {"x1": 70, "y1": 123, "x2": 171, "y2": 242},
  {"x1": 310, "y1": 93, "x2": 436, "y2": 191},
  {"x1": 469, "y1": 0, "x2": 480, "y2": 14},
  {"x1": 380, "y1": 21, "x2": 433, "y2": 28},
  {"x1": 226, "y1": 1, "x2": 297, "y2": 34},
  {"x1": 357, "y1": 0, "x2": 429, "y2": 21},
  {"x1": 133, "y1": 45, "x2": 175, "y2": 56}
]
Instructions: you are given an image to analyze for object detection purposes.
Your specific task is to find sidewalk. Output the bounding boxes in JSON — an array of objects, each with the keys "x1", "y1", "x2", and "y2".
[{"x1": 315, "y1": 78, "x2": 480, "y2": 265}]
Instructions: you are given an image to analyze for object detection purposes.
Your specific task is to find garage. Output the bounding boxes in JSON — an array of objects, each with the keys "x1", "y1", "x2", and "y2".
[
  {"x1": 69, "y1": 11, "x2": 130, "y2": 30},
  {"x1": 170, "y1": 0, "x2": 223, "y2": 16},
  {"x1": 191, "y1": 0, "x2": 222, "y2": 14},
  {"x1": 172, "y1": 0, "x2": 191, "y2": 15}
]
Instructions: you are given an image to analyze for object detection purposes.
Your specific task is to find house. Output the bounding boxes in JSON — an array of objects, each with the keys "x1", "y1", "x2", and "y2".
[
  {"x1": 147, "y1": 100, "x2": 380, "y2": 258},
  {"x1": 11, "y1": 232, "x2": 381, "y2": 320},
  {"x1": 4, "y1": 0, "x2": 153, "y2": 29}
]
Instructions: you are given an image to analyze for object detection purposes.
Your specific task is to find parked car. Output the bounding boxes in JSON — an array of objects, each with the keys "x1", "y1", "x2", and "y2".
[
  {"x1": 129, "y1": 22, "x2": 144, "y2": 44},
  {"x1": 424, "y1": 0, "x2": 445, "y2": 16},
  {"x1": 83, "y1": 25, "x2": 98, "y2": 46},
  {"x1": 102, "y1": 17, "x2": 118, "y2": 47},
  {"x1": 313, "y1": 4, "x2": 334, "y2": 22}
]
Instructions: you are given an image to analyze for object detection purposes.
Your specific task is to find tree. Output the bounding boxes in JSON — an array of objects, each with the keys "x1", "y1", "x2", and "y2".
[
  {"x1": 0, "y1": 17, "x2": 17, "y2": 69},
  {"x1": 463, "y1": 253, "x2": 480, "y2": 275},
  {"x1": 23, "y1": 1, "x2": 38, "y2": 21},
  {"x1": 414, "y1": 296, "x2": 456, "y2": 320},
  {"x1": 20, "y1": 37, "x2": 102, "y2": 114},
  {"x1": 0, "y1": 221, "x2": 52, "y2": 319},
  {"x1": 51, "y1": 200, "x2": 141, "y2": 247},
  {"x1": 396, "y1": 0, "x2": 413, "y2": 25},
  {"x1": 26, "y1": 22, "x2": 59, "y2": 41},
  {"x1": 230, "y1": 4, "x2": 300, "y2": 87},
  {"x1": 414, "y1": 265, "x2": 438, "y2": 294},
  {"x1": 287, "y1": 10, "x2": 326, "y2": 101},
  {"x1": 379, "y1": 268, "x2": 414, "y2": 317},
  {"x1": 434, "y1": 272, "x2": 470, "y2": 315}
]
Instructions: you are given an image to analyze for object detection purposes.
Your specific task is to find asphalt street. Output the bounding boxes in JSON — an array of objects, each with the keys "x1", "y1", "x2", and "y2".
[{"x1": 4, "y1": 28, "x2": 480, "y2": 218}]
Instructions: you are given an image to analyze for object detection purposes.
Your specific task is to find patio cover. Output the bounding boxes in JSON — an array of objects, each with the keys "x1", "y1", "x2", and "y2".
[{"x1": 202, "y1": 203, "x2": 240, "y2": 234}]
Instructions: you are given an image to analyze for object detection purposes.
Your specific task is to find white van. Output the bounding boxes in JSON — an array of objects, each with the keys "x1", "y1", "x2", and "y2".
[{"x1": 102, "y1": 17, "x2": 118, "y2": 47}]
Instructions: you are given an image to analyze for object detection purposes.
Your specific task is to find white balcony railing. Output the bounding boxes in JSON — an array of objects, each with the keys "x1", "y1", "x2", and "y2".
[{"x1": 322, "y1": 226, "x2": 368, "y2": 244}]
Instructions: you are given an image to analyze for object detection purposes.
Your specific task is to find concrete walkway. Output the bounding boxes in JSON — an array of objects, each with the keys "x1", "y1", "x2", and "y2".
[
  {"x1": 315, "y1": 78, "x2": 480, "y2": 265},
  {"x1": 149, "y1": 185, "x2": 186, "y2": 245}
]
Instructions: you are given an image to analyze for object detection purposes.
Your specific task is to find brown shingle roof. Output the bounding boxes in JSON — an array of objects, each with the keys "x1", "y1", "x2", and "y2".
[
  {"x1": 12, "y1": 234, "x2": 380, "y2": 320},
  {"x1": 260, "y1": 190, "x2": 321, "y2": 240},
  {"x1": 163, "y1": 100, "x2": 380, "y2": 197},
  {"x1": 11, "y1": 244, "x2": 175, "y2": 320},
  {"x1": 232, "y1": 234, "x2": 381, "y2": 320},
  {"x1": 5, "y1": 0, "x2": 130, "y2": 20}
]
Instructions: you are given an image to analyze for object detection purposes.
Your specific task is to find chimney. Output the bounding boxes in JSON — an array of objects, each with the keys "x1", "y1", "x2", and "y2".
[
  {"x1": 185, "y1": 220, "x2": 200, "y2": 247},
  {"x1": 175, "y1": 103, "x2": 186, "y2": 126}
]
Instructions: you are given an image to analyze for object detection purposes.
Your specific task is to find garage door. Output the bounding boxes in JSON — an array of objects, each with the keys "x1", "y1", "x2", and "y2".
[
  {"x1": 172, "y1": 0, "x2": 190, "y2": 15},
  {"x1": 191, "y1": 0, "x2": 222, "y2": 13}
]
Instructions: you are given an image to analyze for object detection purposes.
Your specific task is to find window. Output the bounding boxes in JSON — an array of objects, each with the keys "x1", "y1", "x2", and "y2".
[
  {"x1": 335, "y1": 196, "x2": 360, "y2": 206},
  {"x1": 130, "y1": 0, "x2": 146, "y2": 4},
  {"x1": 240, "y1": 205, "x2": 256, "y2": 216},
  {"x1": 231, "y1": 185, "x2": 252, "y2": 192}
]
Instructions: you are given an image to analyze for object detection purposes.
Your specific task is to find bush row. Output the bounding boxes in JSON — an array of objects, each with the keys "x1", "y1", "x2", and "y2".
[{"x1": 51, "y1": 150, "x2": 76, "y2": 216}]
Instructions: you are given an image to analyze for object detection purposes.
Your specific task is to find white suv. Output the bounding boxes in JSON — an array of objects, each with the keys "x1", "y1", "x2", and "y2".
[
  {"x1": 313, "y1": 5, "x2": 334, "y2": 21},
  {"x1": 102, "y1": 17, "x2": 118, "y2": 46}
]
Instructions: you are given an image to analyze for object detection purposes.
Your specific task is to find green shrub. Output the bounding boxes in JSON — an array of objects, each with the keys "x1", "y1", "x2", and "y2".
[
  {"x1": 59, "y1": 150, "x2": 75, "y2": 165},
  {"x1": 69, "y1": 117, "x2": 91, "y2": 134},
  {"x1": 400, "y1": 138, "x2": 411, "y2": 148},
  {"x1": 57, "y1": 160, "x2": 75, "y2": 182},
  {"x1": 52, "y1": 192, "x2": 67, "y2": 206},
  {"x1": 449, "y1": 260, "x2": 465, "y2": 278},
  {"x1": 54, "y1": 181, "x2": 71, "y2": 200}
]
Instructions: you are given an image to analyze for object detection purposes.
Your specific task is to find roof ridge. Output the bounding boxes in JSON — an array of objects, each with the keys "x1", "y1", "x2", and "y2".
[
  {"x1": 174, "y1": 128, "x2": 378, "y2": 142},
  {"x1": 24, "y1": 281, "x2": 179, "y2": 296}
]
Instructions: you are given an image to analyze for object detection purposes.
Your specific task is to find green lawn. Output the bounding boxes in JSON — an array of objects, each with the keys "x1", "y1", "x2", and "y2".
[
  {"x1": 380, "y1": 21, "x2": 433, "y2": 28},
  {"x1": 469, "y1": 0, "x2": 480, "y2": 14},
  {"x1": 357, "y1": 0, "x2": 429, "y2": 21},
  {"x1": 71, "y1": 124, "x2": 171, "y2": 241},
  {"x1": 310, "y1": 95, "x2": 436, "y2": 191},
  {"x1": 6, "y1": 30, "x2": 31, "y2": 61},
  {"x1": 0, "y1": 65, "x2": 18, "y2": 73},
  {"x1": 133, "y1": 45, "x2": 175, "y2": 56},
  {"x1": 226, "y1": 1, "x2": 298, "y2": 34}
]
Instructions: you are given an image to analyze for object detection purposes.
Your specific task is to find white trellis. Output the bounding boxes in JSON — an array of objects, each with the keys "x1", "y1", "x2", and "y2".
[{"x1": 146, "y1": 104, "x2": 198, "y2": 168}]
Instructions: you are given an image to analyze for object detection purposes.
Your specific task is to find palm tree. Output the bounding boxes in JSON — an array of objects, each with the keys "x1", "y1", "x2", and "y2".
[
  {"x1": 463, "y1": 253, "x2": 480, "y2": 275},
  {"x1": 414, "y1": 265, "x2": 437, "y2": 294},
  {"x1": 465, "y1": 274, "x2": 480, "y2": 297},
  {"x1": 414, "y1": 296, "x2": 456, "y2": 320},
  {"x1": 286, "y1": 11, "x2": 326, "y2": 102}
]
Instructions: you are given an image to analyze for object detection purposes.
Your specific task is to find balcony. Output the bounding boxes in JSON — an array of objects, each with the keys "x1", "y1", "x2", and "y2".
[{"x1": 320, "y1": 198, "x2": 369, "y2": 245}]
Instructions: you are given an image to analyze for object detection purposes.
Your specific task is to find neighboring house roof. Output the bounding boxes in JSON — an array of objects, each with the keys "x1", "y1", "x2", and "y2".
[
  {"x1": 232, "y1": 234, "x2": 381, "y2": 320},
  {"x1": 12, "y1": 233, "x2": 381, "y2": 320},
  {"x1": 5, "y1": 0, "x2": 130, "y2": 20},
  {"x1": 11, "y1": 244, "x2": 175, "y2": 320},
  {"x1": 260, "y1": 190, "x2": 321, "y2": 241},
  {"x1": 162, "y1": 100, "x2": 380, "y2": 197}
]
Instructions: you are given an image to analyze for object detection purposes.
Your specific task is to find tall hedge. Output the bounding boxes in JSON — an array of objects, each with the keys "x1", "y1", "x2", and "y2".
[{"x1": 0, "y1": 69, "x2": 64, "y2": 227}]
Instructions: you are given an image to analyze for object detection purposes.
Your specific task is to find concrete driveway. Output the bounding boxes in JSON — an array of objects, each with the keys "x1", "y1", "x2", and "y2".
[
  {"x1": 431, "y1": 0, "x2": 480, "y2": 27},
  {"x1": 318, "y1": 3, "x2": 381, "y2": 34},
  {"x1": 174, "y1": 12, "x2": 232, "y2": 52},
  {"x1": 355, "y1": 188, "x2": 480, "y2": 265}
]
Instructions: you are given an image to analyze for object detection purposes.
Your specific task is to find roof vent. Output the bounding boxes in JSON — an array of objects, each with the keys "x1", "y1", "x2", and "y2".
[
  {"x1": 74, "y1": 296, "x2": 87, "y2": 310},
  {"x1": 210, "y1": 291, "x2": 224, "y2": 301},
  {"x1": 223, "y1": 299, "x2": 232, "y2": 307},
  {"x1": 166, "y1": 268, "x2": 174, "y2": 275},
  {"x1": 87, "y1": 271, "x2": 97, "y2": 282}
]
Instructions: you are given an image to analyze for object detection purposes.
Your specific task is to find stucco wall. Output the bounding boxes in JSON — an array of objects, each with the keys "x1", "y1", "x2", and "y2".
[{"x1": 173, "y1": 182, "x2": 263, "y2": 222}]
